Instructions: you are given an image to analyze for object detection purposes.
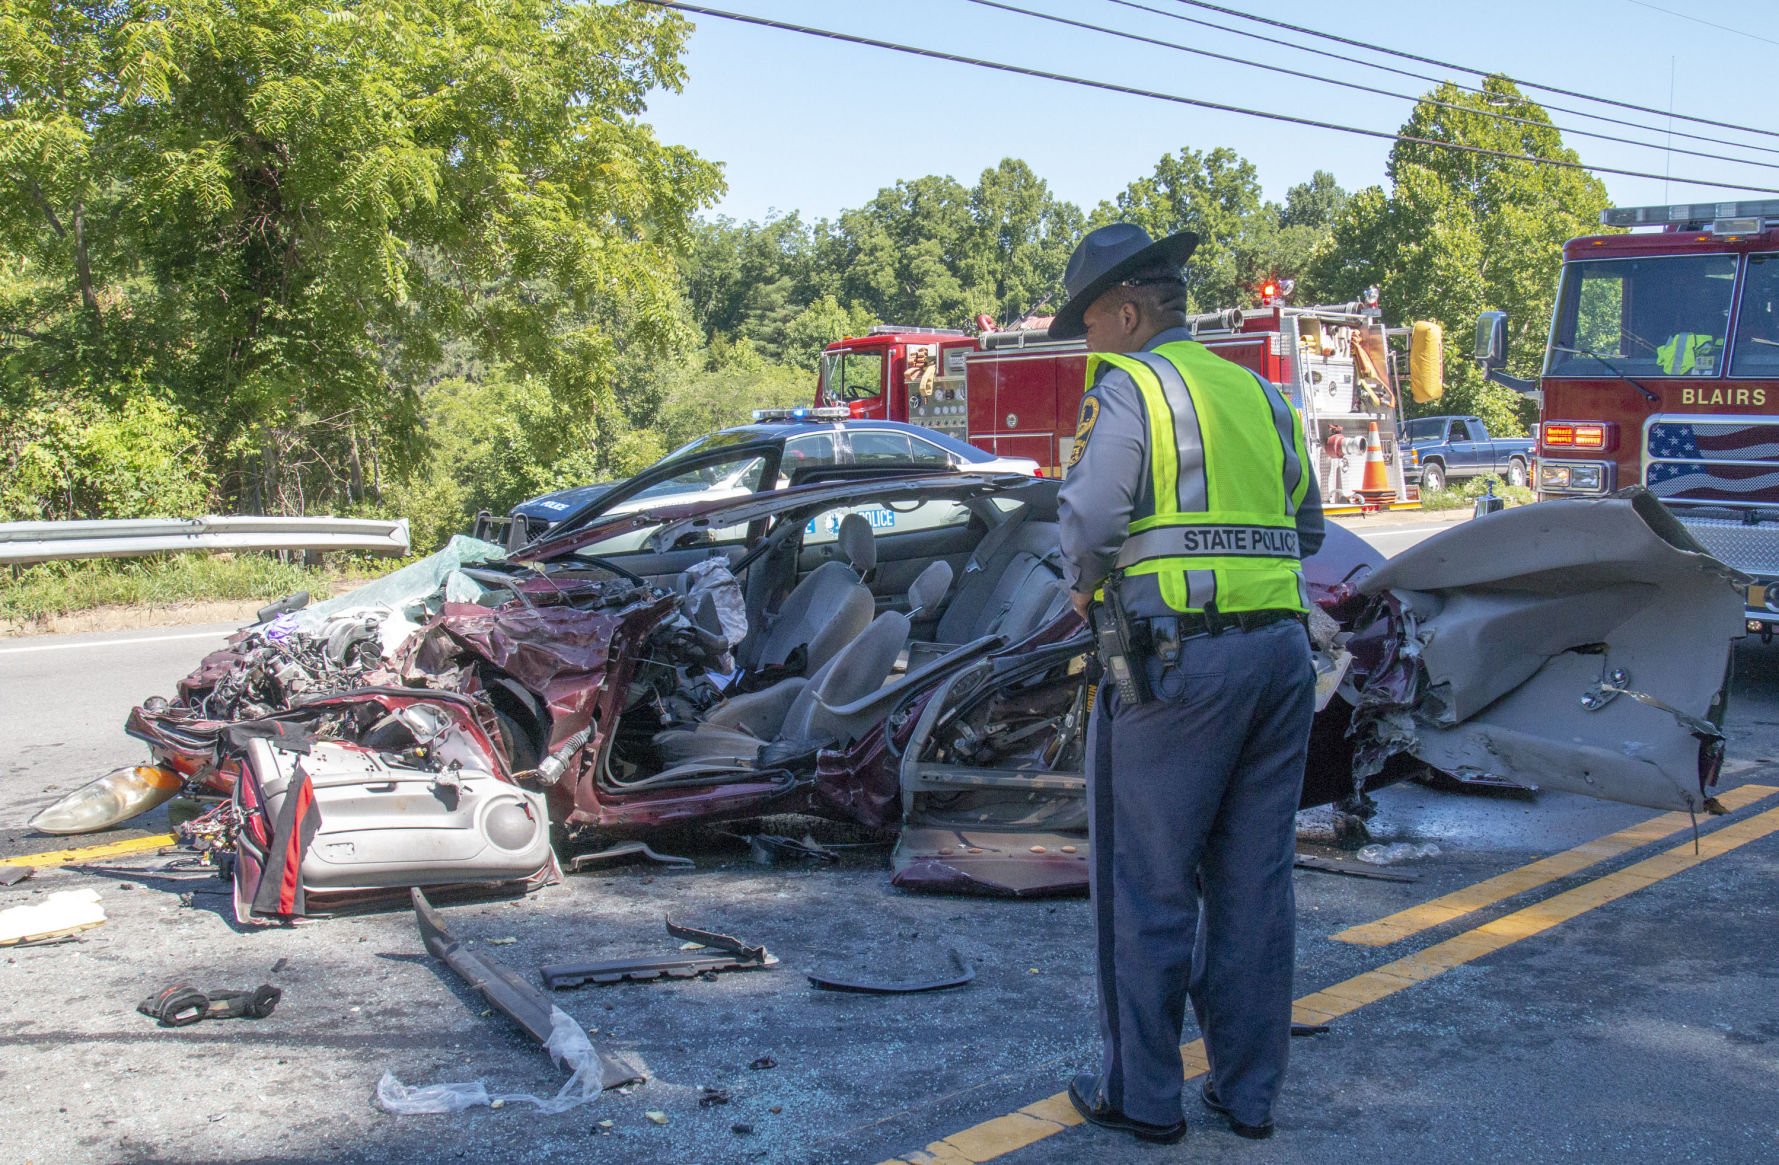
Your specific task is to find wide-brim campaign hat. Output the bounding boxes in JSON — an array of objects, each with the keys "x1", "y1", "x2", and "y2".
[{"x1": 1048, "y1": 223, "x2": 1199, "y2": 340}]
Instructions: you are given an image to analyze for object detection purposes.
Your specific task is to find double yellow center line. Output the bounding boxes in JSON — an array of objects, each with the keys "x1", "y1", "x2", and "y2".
[
  {"x1": 0, "y1": 832, "x2": 176, "y2": 870},
  {"x1": 880, "y1": 783, "x2": 1779, "y2": 1165}
]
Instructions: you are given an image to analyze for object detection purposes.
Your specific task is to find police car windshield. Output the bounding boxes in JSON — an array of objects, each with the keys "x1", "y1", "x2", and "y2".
[
  {"x1": 662, "y1": 429, "x2": 766, "y2": 461},
  {"x1": 1548, "y1": 254, "x2": 1737, "y2": 378}
]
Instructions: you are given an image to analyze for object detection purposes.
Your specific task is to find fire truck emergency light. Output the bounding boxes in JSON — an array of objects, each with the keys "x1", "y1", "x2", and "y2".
[
  {"x1": 1600, "y1": 200, "x2": 1779, "y2": 234},
  {"x1": 1543, "y1": 421, "x2": 1612, "y2": 450}
]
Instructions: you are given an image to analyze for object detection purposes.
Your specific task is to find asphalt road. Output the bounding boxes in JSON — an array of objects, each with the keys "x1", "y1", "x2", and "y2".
[{"x1": 3, "y1": 515, "x2": 1777, "y2": 1165}]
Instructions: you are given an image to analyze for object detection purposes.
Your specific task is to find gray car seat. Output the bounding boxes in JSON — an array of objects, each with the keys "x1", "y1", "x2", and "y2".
[
  {"x1": 655, "y1": 610, "x2": 911, "y2": 767},
  {"x1": 930, "y1": 509, "x2": 1071, "y2": 646},
  {"x1": 907, "y1": 560, "x2": 953, "y2": 620},
  {"x1": 747, "y1": 513, "x2": 877, "y2": 674}
]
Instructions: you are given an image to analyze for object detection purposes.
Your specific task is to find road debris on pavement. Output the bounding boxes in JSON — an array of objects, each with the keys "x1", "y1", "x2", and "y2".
[
  {"x1": 137, "y1": 983, "x2": 282, "y2": 1027},
  {"x1": 567, "y1": 842, "x2": 695, "y2": 873},
  {"x1": 1293, "y1": 853, "x2": 1421, "y2": 883},
  {"x1": 747, "y1": 832, "x2": 838, "y2": 866},
  {"x1": 806, "y1": 947, "x2": 975, "y2": 994},
  {"x1": 0, "y1": 888, "x2": 107, "y2": 947},
  {"x1": 540, "y1": 920, "x2": 777, "y2": 989},
  {"x1": 376, "y1": 889, "x2": 641, "y2": 1116}
]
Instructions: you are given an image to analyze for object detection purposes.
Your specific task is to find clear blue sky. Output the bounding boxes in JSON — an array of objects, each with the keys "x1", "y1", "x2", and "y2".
[{"x1": 642, "y1": 0, "x2": 1779, "y2": 224}]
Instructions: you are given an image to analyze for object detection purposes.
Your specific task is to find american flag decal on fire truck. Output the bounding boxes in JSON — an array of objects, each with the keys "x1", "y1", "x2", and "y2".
[{"x1": 1646, "y1": 420, "x2": 1779, "y2": 506}]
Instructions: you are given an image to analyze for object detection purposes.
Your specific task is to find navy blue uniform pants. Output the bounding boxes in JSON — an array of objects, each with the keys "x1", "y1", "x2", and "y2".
[{"x1": 1087, "y1": 618, "x2": 1315, "y2": 1128}]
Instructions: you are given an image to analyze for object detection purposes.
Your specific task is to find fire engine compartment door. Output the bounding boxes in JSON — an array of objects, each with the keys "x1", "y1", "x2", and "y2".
[
  {"x1": 977, "y1": 355, "x2": 1062, "y2": 469},
  {"x1": 1358, "y1": 491, "x2": 1746, "y2": 812}
]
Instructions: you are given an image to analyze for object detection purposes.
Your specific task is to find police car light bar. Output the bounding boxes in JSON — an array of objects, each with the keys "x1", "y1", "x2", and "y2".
[
  {"x1": 1600, "y1": 200, "x2": 1779, "y2": 232},
  {"x1": 752, "y1": 406, "x2": 851, "y2": 422}
]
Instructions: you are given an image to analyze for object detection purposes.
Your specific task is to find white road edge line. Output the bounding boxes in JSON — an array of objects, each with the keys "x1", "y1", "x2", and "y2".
[{"x1": 0, "y1": 629, "x2": 231, "y2": 655}]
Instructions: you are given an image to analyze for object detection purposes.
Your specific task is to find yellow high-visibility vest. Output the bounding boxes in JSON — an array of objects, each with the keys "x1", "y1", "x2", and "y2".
[
  {"x1": 1657, "y1": 332, "x2": 1714, "y2": 375},
  {"x1": 1092, "y1": 341, "x2": 1310, "y2": 614}
]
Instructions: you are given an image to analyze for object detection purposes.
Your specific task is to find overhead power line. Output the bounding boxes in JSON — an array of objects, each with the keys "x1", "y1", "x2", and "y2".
[
  {"x1": 1621, "y1": 0, "x2": 1779, "y2": 48},
  {"x1": 965, "y1": 0, "x2": 1779, "y2": 174},
  {"x1": 1167, "y1": 0, "x2": 1779, "y2": 141},
  {"x1": 647, "y1": 1, "x2": 1779, "y2": 196},
  {"x1": 1100, "y1": 0, "x2": 1779, "y2": 161}
]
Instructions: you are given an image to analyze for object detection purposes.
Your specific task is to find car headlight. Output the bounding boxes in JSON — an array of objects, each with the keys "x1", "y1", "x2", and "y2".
[
  {"x1": 1569, "y1": 465, "x2": 1602, "y2": 490},
  {"x1": 1539, "y1": 464, "x2": 1571, "y2": 489}
]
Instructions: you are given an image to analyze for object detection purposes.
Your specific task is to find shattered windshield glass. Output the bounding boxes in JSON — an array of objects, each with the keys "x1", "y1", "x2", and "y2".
[{"x1": 1548, "y1": 254, "x2": 1737, "y2": 377}]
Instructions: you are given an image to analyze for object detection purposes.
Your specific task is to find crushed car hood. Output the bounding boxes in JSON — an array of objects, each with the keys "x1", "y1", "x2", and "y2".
[{"x1": 1352, "y1": 491, "x2": 1745, "y2": 812}]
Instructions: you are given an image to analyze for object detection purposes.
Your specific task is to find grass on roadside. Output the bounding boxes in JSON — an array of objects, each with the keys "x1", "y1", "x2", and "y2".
[
  {"x1": 0, "y1": 552, "x2": 396, "y2": 627},
  {"x1": 1419, "y1": 473, "x2": 1536, "y2": 512}
]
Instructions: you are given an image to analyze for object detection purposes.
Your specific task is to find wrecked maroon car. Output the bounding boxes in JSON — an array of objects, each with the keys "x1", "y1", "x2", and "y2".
[{"x1": 44, "y1": 462, "x2": 1748, "y2": 912}]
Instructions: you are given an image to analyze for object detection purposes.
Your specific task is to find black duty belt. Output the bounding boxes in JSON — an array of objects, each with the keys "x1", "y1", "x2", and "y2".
[{"x1": 1141, "y1": 608, "x2": 1304, "y2": 663}]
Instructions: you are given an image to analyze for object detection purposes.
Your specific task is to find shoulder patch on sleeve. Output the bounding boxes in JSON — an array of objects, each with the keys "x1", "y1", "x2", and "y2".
[{"x1": 1067, "y1": 394, "x2": 1101, "y2": 468}]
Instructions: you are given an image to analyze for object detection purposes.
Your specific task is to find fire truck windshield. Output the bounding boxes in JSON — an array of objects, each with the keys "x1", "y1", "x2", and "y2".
[
  {"x1": 820, "y1": 349, "x2": 885, "y2": 402},
  {"x1": 1548, "y1": 254, "x2": 1738, "y2": 378},
  {"x1": 1732, "y1": 252, "x2": 1779, "y2": 376}
]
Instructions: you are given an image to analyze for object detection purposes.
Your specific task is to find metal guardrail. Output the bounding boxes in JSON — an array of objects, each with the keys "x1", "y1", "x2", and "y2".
[{"x1": 0, "y1": 516, "x2": 411, "y2": 565}]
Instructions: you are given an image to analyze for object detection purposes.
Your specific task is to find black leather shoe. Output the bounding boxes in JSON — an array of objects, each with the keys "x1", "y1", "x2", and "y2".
[
  {"x1": 1200, "y1": 1081, "x2": 1274, "y2": 1140},
  {"x1": 1067, "y1": 1073, "x2": 1187, "y2": 1144}
]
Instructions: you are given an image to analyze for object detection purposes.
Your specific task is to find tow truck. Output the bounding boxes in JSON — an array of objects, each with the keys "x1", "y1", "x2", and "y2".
[
  {"x1": 815, "y1": 293, "x2": 1433, "y2": 513},
  {"x1": 1475, "y1": 199, "x2": 1779, "y2": 641}
]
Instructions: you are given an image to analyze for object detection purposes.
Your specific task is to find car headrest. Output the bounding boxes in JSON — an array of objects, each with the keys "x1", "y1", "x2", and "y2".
[
  {"x1": 907, "y1": 560, "x2": 953, "y2": 617},
  {"x1": 837, "y1": 513, "x2": 877, "y2": 573}
]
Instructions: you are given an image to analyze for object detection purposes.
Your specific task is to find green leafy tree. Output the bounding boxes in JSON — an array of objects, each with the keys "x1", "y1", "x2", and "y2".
[
  {"x1": 655, "y1": 337, "x2": 809, "y2": 449},
  {"x1": 682, "y1": 213, "x2": 819, "y2": 362},
  {"x1": 956, "y1": 158, "x2": 1084, "y2": 326},
  {"x1": 3, "y1": 395, "x2": 213, "y2": 520},
  {"x1": 1302, "y1": 78, "x2": 1611, "y2": 434},
  {"x1": 1279, "y1": 170, "x2": 1350, "y2": 231},
  {"x1": 1097, "y1": 146, "x2": 1268, "y2": 312},
  {"x1": 814, "y1": 174, "x2": 976, "y2": 328},
  {"x1": 1, "y1": 0, "x2": 722, "y2": 514},
  {"x1": 781, "y1": 294, "x2": 875, "y2": 370}
]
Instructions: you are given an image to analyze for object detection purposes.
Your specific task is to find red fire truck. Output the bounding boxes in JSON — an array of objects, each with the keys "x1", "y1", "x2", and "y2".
[
  {"x1": 1474, "y1": 199, "x2": 1779, "y2": 641},
  {"x1": 816, "y1": 298, "x2": 1425, "y2": 510}
]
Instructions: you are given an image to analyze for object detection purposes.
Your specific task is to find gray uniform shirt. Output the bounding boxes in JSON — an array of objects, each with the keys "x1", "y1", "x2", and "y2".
[{"x1": 1057, "y1": 326, "x2": 1325, "y2": 620}]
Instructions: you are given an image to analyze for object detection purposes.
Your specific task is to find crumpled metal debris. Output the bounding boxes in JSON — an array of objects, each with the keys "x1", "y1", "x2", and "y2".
[
  {"x1": 567, "y1": 842, "x2": 694, "y2": 873},
  {"x1": 747, "y1": 833, "x2": 837, "y2": 866},
  {"x1": 540, "y1": 920, "x2": 777, "y2": 989},
  {"x1": 381, "y1": 888, "x2": 640, "y2": 1115},
  {"x1": 806, "y1": 948, "x2": 975, "y2": 994}
]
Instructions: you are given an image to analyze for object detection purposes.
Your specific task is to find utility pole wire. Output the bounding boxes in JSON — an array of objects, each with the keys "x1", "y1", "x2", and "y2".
[
  {"x1": 1166, "y1": 0, "x2": 1779, "y2": 141},
  {"x1": 1100, "y1": 0, "x2": 1779, "y2": 160},
  {"x1": 1621, "y1": 0, "x2": 1779, "y2": 49},
  {"x1": 647, "y1": 1, "x2": 1779, "y2": 197},
  {"x1": 967, "y1": 0, "x2": 1779, "y2": 174}
]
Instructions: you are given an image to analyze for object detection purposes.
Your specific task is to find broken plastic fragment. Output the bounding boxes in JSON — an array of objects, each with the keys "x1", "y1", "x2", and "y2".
[
  {"x1": 1356, "y1": 842, "x2": 1440, "y2": 865},
  {"x1": 645, "y1": 1110, "x2": 669, "y2": 1125},
  {"x1": 0, "y1": 889, "x2": 107, "y2": 947},
  {"x1": 29, "y1": 765, "x2": 182, "y2": 835}
]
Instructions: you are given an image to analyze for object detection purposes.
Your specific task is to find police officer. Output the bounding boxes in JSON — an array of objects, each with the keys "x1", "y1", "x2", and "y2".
[{"x1": 1055, "y1": 223, "x2": 1324, "y2": 1144}]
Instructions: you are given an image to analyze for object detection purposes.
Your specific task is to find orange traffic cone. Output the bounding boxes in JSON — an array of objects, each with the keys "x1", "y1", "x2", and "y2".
[{"x1": 1356, "y1": 419, "x2": 1397, "y2": 513}]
